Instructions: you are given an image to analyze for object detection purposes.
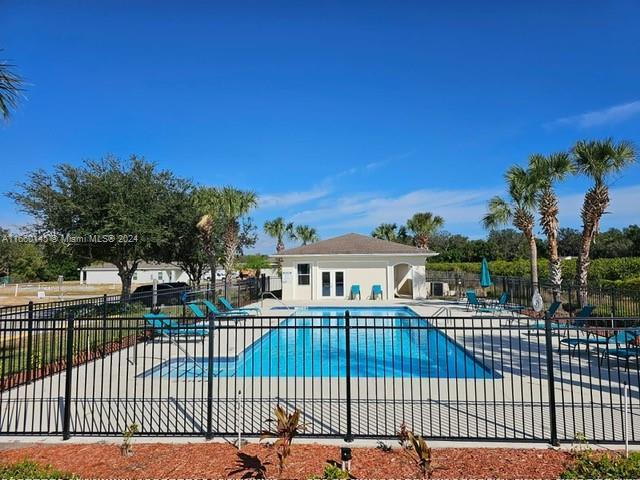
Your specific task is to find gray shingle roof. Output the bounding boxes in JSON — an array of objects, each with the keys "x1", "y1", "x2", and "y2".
[{"x1": 277, "y1": 233, "x2": 436, "y2": 256}]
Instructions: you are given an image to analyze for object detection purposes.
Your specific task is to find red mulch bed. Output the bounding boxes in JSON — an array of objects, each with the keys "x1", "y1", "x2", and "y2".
[{"x1": 0, "y1": 442, "x2": 572, "y2": 479}]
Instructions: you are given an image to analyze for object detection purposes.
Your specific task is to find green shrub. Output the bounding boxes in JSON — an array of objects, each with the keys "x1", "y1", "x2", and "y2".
[
  {"x1": 310, "y1": 463, "x2": 350, "y2": 479},
  {"x1": 562, "y1": 451, "x2": 640, "y2": 479},
  {"x1": 0, "y1": 459, "x2": 76, "y2": 479}
]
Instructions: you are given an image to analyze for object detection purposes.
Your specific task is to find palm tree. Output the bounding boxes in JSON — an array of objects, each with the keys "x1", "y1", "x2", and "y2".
[
  {"x1": 194, "y1": 187, "x2": 224, "y2": 284},
  {"x1": 572, "y1": 138, "x2": 637, "y2": 306},
  {"x1": 0, "y1": 58, "x2": 23, "y2": 121},
  {"x1": 292, "y1": 225, "x2": 319, "y2": 245},
  {"x1": 264, "y1": 217, "x2": 294, "y2": 253},
  {"x1": 482, "y1": 166, "x2": 539, "y2": 290},
  {"x1": 218, "y1": 186, "x2": 258, "y2": 281},
  {"x1": 371, "y1": 223, "x2": 399, "y2": 242},
  {"x1": 406, "y1": 212, "x2": 444, "y2": 250},
  {"x1": 529, "y1": 152, "x2": 574, "y2": 300},
  {"x1": 204, "y1": 186, "x2": 257, "y2": 283}
]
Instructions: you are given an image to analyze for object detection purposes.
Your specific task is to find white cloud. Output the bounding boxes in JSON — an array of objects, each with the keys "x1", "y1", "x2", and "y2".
[
  {"x1": 546, "y1": 100, "x2": 640, "y2": 129},
  {"x1": 258, "y1": 186, "x2": 330, "y2": 209},
  {"x1": 290, "y1": 187, "x2": 501, "y2": 233},
  {"x1": 557, "y1": 184, "x2": 640, "y2": 229}
]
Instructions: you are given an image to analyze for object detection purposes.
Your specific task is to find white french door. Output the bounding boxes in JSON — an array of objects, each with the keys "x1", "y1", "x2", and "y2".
[{"x1": 320, "y1": 271, "x2": 345, "y2": 298}]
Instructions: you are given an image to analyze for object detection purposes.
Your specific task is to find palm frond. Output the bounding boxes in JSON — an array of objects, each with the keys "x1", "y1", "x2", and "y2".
[{"x1": 482, "y1": 196, "x2": 511, "y2": 230}]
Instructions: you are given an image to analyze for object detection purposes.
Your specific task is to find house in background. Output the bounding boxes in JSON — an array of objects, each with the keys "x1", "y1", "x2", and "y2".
[
  {"x1": 276, "y1": 233, "x2": 437, "y2": 301},
  {"x1": 80, "y1": 262, "x2": 194, "y2": 285}
]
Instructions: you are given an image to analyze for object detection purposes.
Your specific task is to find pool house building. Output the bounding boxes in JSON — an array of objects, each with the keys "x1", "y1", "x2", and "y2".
[{"x1": 277, "y1": 233, "x2": 437, "y2": 301}]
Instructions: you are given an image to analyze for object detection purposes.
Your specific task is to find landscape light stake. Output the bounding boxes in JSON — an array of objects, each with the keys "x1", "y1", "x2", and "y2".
[{"x1": 341, "y1": 447, "x2": 352, "y2": 473}]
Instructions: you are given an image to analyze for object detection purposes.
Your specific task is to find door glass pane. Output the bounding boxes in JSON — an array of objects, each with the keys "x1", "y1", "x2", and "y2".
[
  {"x1": 335, "y1": 272, "x2": 344, "y2": 297},
  {"x1": 322, "y1": 272, "x2": 331, "y2": 297}
]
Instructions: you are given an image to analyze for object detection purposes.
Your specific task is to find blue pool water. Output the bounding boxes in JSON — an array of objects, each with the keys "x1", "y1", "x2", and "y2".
[{"x1": 147, "y1": 307, "x2": 493, "y2": 379}]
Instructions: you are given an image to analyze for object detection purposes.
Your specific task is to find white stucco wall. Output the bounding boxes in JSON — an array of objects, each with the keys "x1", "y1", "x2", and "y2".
[
  {"x1": 280, "y1": 255, "x2": 428, "y2": 301},
  {"x1": 82, "y1": 267, "x2": 190, "y2": 285}
]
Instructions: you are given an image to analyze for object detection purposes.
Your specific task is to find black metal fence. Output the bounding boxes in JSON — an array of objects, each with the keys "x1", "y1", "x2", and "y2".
[
  {"x1": 425, "y1": 270, "x2": 640, "y2": 318},
  {"x1": 1, "y1": 310, "x2": 638, "y2": 444}
]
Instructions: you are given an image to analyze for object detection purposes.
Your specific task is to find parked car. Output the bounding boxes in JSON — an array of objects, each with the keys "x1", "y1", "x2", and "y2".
[{"x1": 130, "y1": 282, "x2": 190, "y2": 307}]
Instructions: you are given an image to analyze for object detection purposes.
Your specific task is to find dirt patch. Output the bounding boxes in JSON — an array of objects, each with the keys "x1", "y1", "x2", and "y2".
[{"x1": 0, "y1": 442, "x2": 571, "y2": 479}]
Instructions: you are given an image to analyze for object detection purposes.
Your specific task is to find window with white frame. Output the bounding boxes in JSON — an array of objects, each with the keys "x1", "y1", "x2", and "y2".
[{"x1": 297, "y1": 264, "x2": 310, "y2": 285}]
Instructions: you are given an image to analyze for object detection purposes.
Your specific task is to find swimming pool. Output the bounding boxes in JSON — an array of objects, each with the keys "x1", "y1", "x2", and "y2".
[{"x1": 147, "y1": 306, "x2": 493, "y2": 379}]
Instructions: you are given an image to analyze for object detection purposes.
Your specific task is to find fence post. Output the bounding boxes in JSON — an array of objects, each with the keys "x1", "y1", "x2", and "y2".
[
  {"x1": 611, "y1": 288, "x2": 617, "y2": 318},
  {"x1": 26, "y1": 301, "x2": 34, "y2": 384},
  {"x1": 543, "y1": 311, "x2": 559, "y2": 446},
  {"x1": 344, "y1": 310, "x2": 353, "y2": 442},
  {"x1": 102, "y1": 294, "x2": 108, "y2": 356},
  {"x1": 206, "y1": 314, "x2": 214, "y2": 440},
  {"x1": 62, "y1": 314, "x2": 75, "y2": 440}
]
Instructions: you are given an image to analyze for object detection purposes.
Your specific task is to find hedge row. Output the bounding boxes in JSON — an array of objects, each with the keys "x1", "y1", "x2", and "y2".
[{"x1": 426, "y1": 257, "x2": 640, "y2": 283}]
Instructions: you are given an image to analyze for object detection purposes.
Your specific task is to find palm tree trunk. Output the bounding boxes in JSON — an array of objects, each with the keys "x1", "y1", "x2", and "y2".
[
  {"x1": 548, "y1": 232, "x2": 562, "y2": 302},
  {"x1": 577, "y1": 184, "x2": 609, "y2": 307},
  {"x1": 526, "y1": 230, "x2": 539, "y2": 293},
  {"x1": 576, "y1": 230, "x2": 593, "y2": 307}
]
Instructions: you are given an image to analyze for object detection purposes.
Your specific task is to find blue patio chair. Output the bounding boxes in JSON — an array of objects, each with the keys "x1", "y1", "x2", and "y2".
[
  {"x1": 466, "y1": 290, "x2": 505, "y2": 314},
  {"x1": 532, "y1": 304, "x2": 594, "y2": 330},
  {"x1": 143, "y1": 313, "x2": 208, "y2": 336},
  {"x1": 218, "y1": 296, "x2": 261, "y2": 314},
  {"x1": 372, "y1": 284, "x2": 383, "y2": 300},
  {"x1": 546, "y1": 301, "x2": 561, "y2": 319},
  {"x1": 350, "y1": 285, "x2": 361, "y2": 300}
]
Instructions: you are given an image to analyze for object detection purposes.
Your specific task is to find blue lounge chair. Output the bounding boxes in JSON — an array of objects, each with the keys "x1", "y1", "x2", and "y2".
[
  {"x1": 600, "y1": 336, "x2": 640, "y2": 368},
  {"x1": 203, "y1": 299, "x2": 251, "y2": 317},
  {"x1": 218, "y1": 297, "x2": 261, "y2": 314},
  {"x1": 350, "y1": 285, "x2": 361, "y2": 300},
  {"x1": 186, "y1": 302, "x2": 210, "y2": 320},
  {"x1": 144, "y1": 313, "x2": 208, "y2": 336},
  {"x1": 561, "y1": 329, "x2": 637, "y2": 356},
  {"x1": 372, "y1": 284, "x2": 383, "y2": 300}
]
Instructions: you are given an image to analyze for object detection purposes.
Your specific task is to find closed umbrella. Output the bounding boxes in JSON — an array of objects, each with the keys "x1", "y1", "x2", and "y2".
[{"x1": 480, "y1": 257, "x2": 492, "y2": 288}]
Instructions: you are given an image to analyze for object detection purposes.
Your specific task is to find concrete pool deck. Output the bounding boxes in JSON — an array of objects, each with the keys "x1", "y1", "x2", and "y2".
[{"x1": 1, "y1": 298, "x2": 638, "y2": 443}]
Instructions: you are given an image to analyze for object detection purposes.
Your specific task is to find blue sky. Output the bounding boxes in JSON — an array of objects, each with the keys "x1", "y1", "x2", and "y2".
[{"x1": 2, "y1": 1, "x2": 640, "y2": 253}]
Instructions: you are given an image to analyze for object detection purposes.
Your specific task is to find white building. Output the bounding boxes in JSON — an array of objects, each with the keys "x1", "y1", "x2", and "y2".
[
  {"x1": 277, "y1": 233, "x2": 437, "y2": 301},
  {"x1": 80, "y1": 262, "x2": 193, "y2": 285}
]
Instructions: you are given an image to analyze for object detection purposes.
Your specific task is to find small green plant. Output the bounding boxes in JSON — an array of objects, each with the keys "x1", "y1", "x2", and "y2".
[
  {"x1": 121, "y1": 423, "x2": 139, "y2": 456},
  {"x1": 260, "y1": 405, "x2": 306, "y2": 476},
  {"x1": 561, "y1": 432, "x2": 640, "y2": 479},
  {"x1": 309, "y1": 463, "x2": 350, "y2": 479},
  {"x1": 0, "y1": 459, "x2": 76, "y2": 479},
  {"x1": 376, "y1": 440, "x2": 392, "y2": 452}
]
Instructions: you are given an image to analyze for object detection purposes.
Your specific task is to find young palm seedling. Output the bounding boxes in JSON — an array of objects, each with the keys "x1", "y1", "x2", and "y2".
[
  {"x1": 120, "y1": 423, "x2": 139, "y2": 457},
  {"x1": 260, "y1": 405, "x2": 306, "y2": 476},
  {"x1": 405, "y1": 431, "x2": 434, "y2": 479}
]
